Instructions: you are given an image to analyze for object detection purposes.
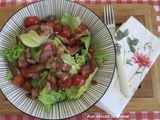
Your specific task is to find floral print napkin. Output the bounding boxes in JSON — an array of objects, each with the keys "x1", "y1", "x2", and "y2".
[{"x1": 96, "y1": 16, "x2": 160, "y2": 117}]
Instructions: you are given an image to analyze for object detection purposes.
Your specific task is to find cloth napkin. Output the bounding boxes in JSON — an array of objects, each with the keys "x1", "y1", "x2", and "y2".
[{"x1": 96, "y1": 16, "x2": 160, "y2": 118}]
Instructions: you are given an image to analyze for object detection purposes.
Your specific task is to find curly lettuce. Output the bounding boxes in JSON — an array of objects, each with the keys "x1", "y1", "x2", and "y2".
[{"x1": 3, "y1": 43, "x2": 25, "y2": 64}]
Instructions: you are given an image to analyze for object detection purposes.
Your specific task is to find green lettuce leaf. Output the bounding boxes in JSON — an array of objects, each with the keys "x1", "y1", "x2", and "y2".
[
  {"x1": 75, "y1": 33, "x2": 91, "y2": 66},
  {"x1": 93, "y1": 42, "x2": 109, "y2": 67},
  {"x1": 38, "y1": 88, "x2": 66, "y2": 112},
  {"x1": 29, "y1": 46, "x2": 41, "y2": 62},
  {"x1": 19, "y1": 30, "x2": 49, "y2": 47},
  {"x1": 5, "y1": 69, "x2": 13, "y2": 81},
  {"x1": 32, "y1": 70, "x2": 50, "y2": 88},
  {"x1": 61, "y1": 12, "x2": 81, "y2": 33},
  {"x1": 3, "y1": 43, "x2": 25, "y2": 64},
  {"x1": 52, "y1": 37, "x2": 62, "y2": 47},
  {"x1": 65, "y1": 67, "x2": 98, "y2": 100},
  {"x1": 61, "y1": 54, "x2": 80, "y2": 75}
]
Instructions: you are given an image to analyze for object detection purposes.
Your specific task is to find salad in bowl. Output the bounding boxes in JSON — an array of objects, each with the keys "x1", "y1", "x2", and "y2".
[
  {"x1": 0, "y1": 0, "x2": 115, "y2": 119},
  {"x1": 3, "y1": 12, "x2": 108, "y2": 112}
]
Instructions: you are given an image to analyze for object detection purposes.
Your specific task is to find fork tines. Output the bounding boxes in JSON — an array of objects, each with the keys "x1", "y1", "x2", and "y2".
[{"x1": 104, "y1": 5, "x2": 115, "y2": 25}]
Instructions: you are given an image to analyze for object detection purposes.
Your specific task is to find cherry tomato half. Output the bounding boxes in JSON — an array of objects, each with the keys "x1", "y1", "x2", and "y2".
[
  {"x1": 88, "y1": 45, "x2": 94, "y2": 55},
  {"x1": 53, "y1": 23, "x2": 64, "y2": 33},
  {"x1": 24, "y1": 16, "x2": 40, "y2": 28},
  {"x1": 79, "y1": 65, "x2": 93, "y2": 79},
  {"x1": 22, "y1": 79, "x2": 32, "y2": 91},
  {"x1": 72, "y1": 74, "x2": 86, "y2": 87},
  {"x1": 58, "y1": 78, "x2": 72, "y2": 88},
  {"x1": 59, "y1": 29, "x2": 72, "y2": 38},
  {"x1": 12, "y1": 74, "x2": 25, "y2": 86}
]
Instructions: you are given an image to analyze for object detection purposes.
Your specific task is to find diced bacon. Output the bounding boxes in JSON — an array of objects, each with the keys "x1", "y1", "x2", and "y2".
[
  {"x1": 56, "y1": 71, "x2": 70, "y2": 81},
  {"x1": 46, "y1": 75, "x2": 58, "y2": 92},
  {"x1": 47, "y1": 75, "x2": 57, "y2": 84},
  {"x1": 75, "y1": 29, "x2": 90, "y2": 39},
  {"x1": 18, "y1": 55, "x2": 30, "y2": 68},
  {"x1": 57, "y1": 44, "x2": 66, "y2": 56},
  {"x1": 47, "y1": 15, "x2": 55, "y2": 22},
  {"x1": 27, "y1": 64, "x2": 45, "y2": 73},
  {"x1": 40, "y1": 24, "x2": 50, "y2": 31},
  {"x1": 29, "y1": 86, "x2": 42, "y2": 99},
  {"x1": 42, "y1": 15, "x2": 55, "y2": 22},
  {"x1": 27, "y1": 71, "x2": 42, "y2": 79},
  {"x1": 40, "y1": 42, "x2": 57, "y2": 64},
  {"x1": 91, "y1": 58, "x2": 98, "y2": 71},
  {"x1": 87, "y1": 52, "x2": 92, "y2": 62},
  {"x1": 8, "y1": 62, "x2": 20, "y2": 76},
  {"x1": 67, "y1": 46, "x2": 82, "y2": 55},
  {"x1": 47, "y1": 56, "x2": 61, "y2": 72},
  {"x1": 46, "y1": 80, "x2": 52, "y2": 92},
  {"x1": 40, "y1": 24, "x2": 53, "y2": 36},
  {"x1": 62, "y1": 63, "x2": 72, "y2": 72},
  {"x1": 57, "y1": 35, "x2": 69, "y2": 44},
  {"x1": 21, "y1": 25, "x2": 39, "y2": 34},
  {"x1": 25, "y1": 47, "x2": 36, "y2": 64}
]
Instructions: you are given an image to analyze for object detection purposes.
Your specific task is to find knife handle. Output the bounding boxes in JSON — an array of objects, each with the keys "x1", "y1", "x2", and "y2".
[{"x1": 116, "y1": 54, "x2": 130, "y2": 96}]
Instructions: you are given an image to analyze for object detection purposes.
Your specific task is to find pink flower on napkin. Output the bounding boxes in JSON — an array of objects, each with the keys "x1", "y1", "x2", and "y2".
[{"x1": 132, "y1": 52, "x2": 152, "y2": 68}]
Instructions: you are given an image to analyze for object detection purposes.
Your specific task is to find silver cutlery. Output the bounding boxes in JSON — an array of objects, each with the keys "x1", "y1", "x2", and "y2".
[{"x1": 104, "y1": 5, "x2": 130, "y2": 96}]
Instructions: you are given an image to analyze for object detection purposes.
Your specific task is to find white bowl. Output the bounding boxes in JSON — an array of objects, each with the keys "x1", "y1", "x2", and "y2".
[{"x1": 0, "y1": 0, "x2": 115, "y2": 119}]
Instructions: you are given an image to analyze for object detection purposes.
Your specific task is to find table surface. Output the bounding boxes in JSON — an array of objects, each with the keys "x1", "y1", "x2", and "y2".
[{"x1": 0, "y1": 0, "x2": 160, "y2": 120}]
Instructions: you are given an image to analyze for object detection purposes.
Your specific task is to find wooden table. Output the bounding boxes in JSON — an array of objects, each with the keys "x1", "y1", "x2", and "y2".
[{"x1": 0, "y1": 4, "x2": 160, "y2": 115}]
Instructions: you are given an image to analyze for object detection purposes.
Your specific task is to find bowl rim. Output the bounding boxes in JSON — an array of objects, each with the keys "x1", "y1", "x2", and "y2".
[{"x1": 0, "y1": 0, "x2": 116, "y2": 119}]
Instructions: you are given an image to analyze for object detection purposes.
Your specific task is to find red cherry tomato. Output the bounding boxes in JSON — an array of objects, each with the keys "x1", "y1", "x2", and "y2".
[
  {"x1": 59, "y1": 29, "x2": 72, "y2": 38},
  {"x1": 53, "y1": 23, "x2": 64, "y2": 33},
  {"x1": 22, "y1": 79, "x2": 32, "y2": 91},
  {"x1": 79, "y1": 65, "x2": 93, "y2": 79},
  {"x1": 58, "y1": 78, "x2": 72, "y2": 88},
  {"x1": 12, "y1": 74, "x2": 25, "y2": 86},
  {"x1": 21, "y1": 67, "x2": 29, "y2": 78},
  {"x1": 24, "y1": 16, "x2": 40, "y2": 28},
  {"x1": 88, "y1": 45, "x2": 94, "y2": 55},
  {"x1": 76, "y1": 24, "x2": 89, "y2": 34},
  {"x1": 72, "y1": 74, "x2": 86, "y2": 87}
]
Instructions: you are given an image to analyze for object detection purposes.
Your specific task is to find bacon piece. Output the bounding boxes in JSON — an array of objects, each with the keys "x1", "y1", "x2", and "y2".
[
  {"x1": 8, "y1": 62, "x2": 20, "y2": 76},
  {"x1": 62, "y1": 63, "x2": 72, "y2": 72},
  {"x1": 47, "y1": 75, "x2": 58, "y2": 91},
  {"x1": 40, "y1": 42, "x2": 57, "y2": 64},
  {"x1": 47, "y1": 75, "x2": 57, "y2": 84},
  {"x1": 41, "y1": 25, "x2": 53, "y2": 35},
  {"x1": 18, "y1": 55, "x2": 30, "y2": 68},
  {"x1": 67, "y1": 46, "x2": 82, "y2": 55},
  {"x1": 27, "y1": 64, "x2": 45, "y2": 73},
  {"x1": 75, "y1": 29, "x2": 90, "y2": 39},
  {"x1": 47, "y1": 56, "x2": 61, "y2": 72},
  {"x1": 56, "y1": 71, "x2": 70, "y2": 81},
  {"x1": 57, "y1": 44, "x2": 66, "y2": 56},
  {"x1": 91, "y1": 58, "x2": 98, "y2": 71},
  {"x1": 42, "y1": 15, "x2": 55, "y2": 22},
  {"x1": 21, "y1": 25, "x2": 39, "y2": 34},
  {"x1": 27, "y1": 71, "x2": 42, "y2": 79},
  {"x1": 26, "y1": 86, "x2": 42, "y2": 99},
  {"x1": 25, "y1": 47, "x2": 37, "y2": 64},
  {"x1": 57, "y1": 35, "x2": 69, "y2": 44},
  {"x1": 87, "y1": 52, "x2": 92, "y2": 62},
  {"x1": 46, "y1": 80, "x2": 52, "y2": 92}
]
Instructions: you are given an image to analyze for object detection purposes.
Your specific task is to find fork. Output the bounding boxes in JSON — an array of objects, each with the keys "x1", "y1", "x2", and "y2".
[{"x1": 104, "y1": 5, "x2": 130, "y2": 96}]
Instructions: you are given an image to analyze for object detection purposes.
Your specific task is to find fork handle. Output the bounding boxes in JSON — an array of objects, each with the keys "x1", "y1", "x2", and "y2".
[{"x1": 116, "y1": 54, "x2": 130, "y2": 96}]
